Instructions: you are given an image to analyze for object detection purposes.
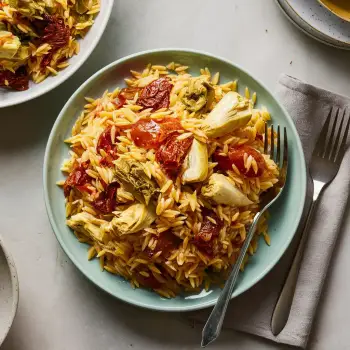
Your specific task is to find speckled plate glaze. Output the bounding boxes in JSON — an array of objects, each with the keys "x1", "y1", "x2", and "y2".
[
  {"x1": 0, "y1": 235, "x2": 19, "y2": 346},
  {"x1": 0, "y1": 0, "x2": 113, "y2": 109},
  {"x1": 277, "y1": 0, "x2": 350, "y2": 49},
  {"x1": 43, "y1": 49, "x2": 307, "y2": 311}
]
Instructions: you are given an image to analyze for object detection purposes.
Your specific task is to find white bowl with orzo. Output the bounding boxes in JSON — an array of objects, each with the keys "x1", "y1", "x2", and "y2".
[
  {"x1": 0, "y1": 0, "x2": 113, "y2": 108},
  {"x1": 44, "y1": 49, "x2": 307, "y2": 311}
]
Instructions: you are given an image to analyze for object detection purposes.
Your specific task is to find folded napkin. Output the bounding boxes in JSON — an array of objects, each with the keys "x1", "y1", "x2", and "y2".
[{"x1": 189, "y1": 75, "x2": 350, "y2": 348}]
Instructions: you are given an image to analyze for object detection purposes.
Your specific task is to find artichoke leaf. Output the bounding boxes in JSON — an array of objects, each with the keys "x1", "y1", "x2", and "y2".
[
  {"x1": 202, "y1": 91, "x2": 252, "y2": 138},
  {"x1": 182, "y1": 77, "x2": 215, "y2": 113},
  {"x1": 182, "y1": 139, "x2": 208, "y2": 183},
  {"x1": 67, "y1": 212, "x2": 107, "y2": 242},
  {"x1": 76, "y1": 0, "x2": 89, "y2": 14},
  {"x1": 201, "y1": 173, "x2": 253, "y2": 207},
  {"x1": 0, "y1": 31, "x2": 21, "y2": 59},
  {"x1": 7, "y1": 0, "x2": 18, "y2": 8},
  {"x1": 114, "y1": 158, "x2": 159, "y2": 205},
  {"x1": 108, "y1": 203, "x2": 156, "y2": 235}
]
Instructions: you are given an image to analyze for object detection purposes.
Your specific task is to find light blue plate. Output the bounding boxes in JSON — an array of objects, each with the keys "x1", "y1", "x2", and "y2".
[{"x1": 43, "y1": 49, "x2": 307, "y2": 311}]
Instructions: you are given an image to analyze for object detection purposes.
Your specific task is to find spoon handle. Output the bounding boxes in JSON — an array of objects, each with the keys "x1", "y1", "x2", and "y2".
[{"x1": 201, "y1": 212, "x2": 262, "y2": 348}]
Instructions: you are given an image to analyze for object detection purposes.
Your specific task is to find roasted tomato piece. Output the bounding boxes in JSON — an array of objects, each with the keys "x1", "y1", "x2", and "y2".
[
  {"x1": 130, "y1": 117, "x2": 183, "y2": 149},
  {"x1": 0, "y1": 67, "x2": 29, "y2": 91},
  {"x1": 156, "y1": 133, "x2": 193, "y2": 177},
  {"x1": 92, "y1": 182, "x2": 119, "y2": 214},
  {"x1": 114, "y1": 87, "x2": 142, "y2": 108},
  {"x1": 145, "y1": 231, "x2": 181, "y2": 258},
  {"x1": 214, "y1": 145, "x2": 265, "y2": 177},
  {"x1": 37, "y1": 15, "x2": 70, "y2": 70},
  {"x1": 63, "y1": 161, "x2": 91, "y2": 197},
  {"x1": 137, "y1": 78, "x2": 173, "y2": 111},
  {"x1": 99, "y1": 154, "x2": 115, "y2": 167},
  {"x1": 75, "y1": 184, "x2": 94, "y2": 195},
  {"x1": 192, "y1": 210, "x2": 222, "y2": 256},
  {"x1": 41, "y1": 14, "x2": 70, "y2": 49},
  {"x1": 137, "y1": 273, "x2": 162, "y2": 289},
  {"x1": 96, "y1": 126, "x2": 116, "y2": 155},
  {"x1": 130, "y1": 119, "x2": 161, "y2": 149}
]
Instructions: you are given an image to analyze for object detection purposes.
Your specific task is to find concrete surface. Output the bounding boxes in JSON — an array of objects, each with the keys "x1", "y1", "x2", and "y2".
[{"x1": 1, "y1": 1, "x2": 350, "y2": 349}]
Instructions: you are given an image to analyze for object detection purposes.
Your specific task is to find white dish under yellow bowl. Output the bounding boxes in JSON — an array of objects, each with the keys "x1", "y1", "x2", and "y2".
[{"x1": 277, "y1": 0, "x2": 350, "y2": 49}]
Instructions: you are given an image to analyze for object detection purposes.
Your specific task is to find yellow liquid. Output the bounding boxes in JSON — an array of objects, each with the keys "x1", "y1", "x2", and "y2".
[{"x1": 319, "y1": 0, "x2": 350, "y2": 21}]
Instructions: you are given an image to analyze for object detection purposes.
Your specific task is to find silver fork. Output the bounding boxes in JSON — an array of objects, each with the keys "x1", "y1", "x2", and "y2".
[
  {"x1": 271, "y1": 108, "x2": 350, "y2": 336},
  {"x1": 201, "y1": 124, "x2": 289, "y2": 347}
]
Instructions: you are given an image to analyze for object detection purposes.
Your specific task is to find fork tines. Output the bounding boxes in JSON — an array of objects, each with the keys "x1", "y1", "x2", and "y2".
[
  {"x1": 316, "y1": 108, "x2": 350, "y2": 163},
  {"x1": 264, "y1": 123, "x2": 288, "y2": 170}
]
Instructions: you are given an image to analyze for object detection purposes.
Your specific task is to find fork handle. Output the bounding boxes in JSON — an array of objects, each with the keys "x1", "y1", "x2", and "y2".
[
  {"x1": 201, "y1": 211, "x2": 263, "y2": 348},
  {"x1": 271, "y1": 191, "x2": 321, "y2": 335}
]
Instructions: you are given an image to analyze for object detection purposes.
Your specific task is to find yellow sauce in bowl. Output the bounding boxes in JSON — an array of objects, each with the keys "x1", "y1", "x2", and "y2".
[{"x1": 318, "y1": 0, "x2": 350, "y2": 21}]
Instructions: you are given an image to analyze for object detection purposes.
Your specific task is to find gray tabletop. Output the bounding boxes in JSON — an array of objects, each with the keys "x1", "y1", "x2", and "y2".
[{"x1": 1, "y1": 1, "x2": 350, "y2": 349}]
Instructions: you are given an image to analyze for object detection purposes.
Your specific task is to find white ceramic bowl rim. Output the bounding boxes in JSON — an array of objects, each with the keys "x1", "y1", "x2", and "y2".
[
  {"x1": 0, "y1": 235, "x2": 19, "y2": 345},
  {"x1": 0, "y1": 2, "x2": 113, "y2": 108}
]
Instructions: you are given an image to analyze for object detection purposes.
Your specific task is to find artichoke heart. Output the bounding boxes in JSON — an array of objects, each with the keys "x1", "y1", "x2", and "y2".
[
  {"x1": 201, "y1": 173, "x2": 253, "y2": 207},
  {"x1": 182, "y1": 77, "x2": 215, "y2": 112},
  {"x1": 67, "y1": 212, "x2": 107, "y2": 243},
  {"x1": 107, "y1": 203, "x2": 156, "y2": 235},
  {"x1": 76, "y1": 0, "x2": 89, "y2": 14},
  {"x1": 7, "y1": 0, "x2": 18, "y2": 7},
  {"x1": 0, "y1": 31, "x2": 21, "y2": 59},
  {"x1": 182, "y1": 139, "x2": 208, "y2": 183},
  {"x1": 114, "y1": 158, "x2": 159, "y2": 205},
  {"x1": 202, "y1": 92, "x2": 252, "y2": 138}
]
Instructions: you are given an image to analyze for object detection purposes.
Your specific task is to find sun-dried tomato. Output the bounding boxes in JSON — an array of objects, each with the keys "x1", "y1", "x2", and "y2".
[
  {"x1": 137, "y1": 78, "x2": 173, "y2": 111},
  {"x1": 156, "y1": 133, "x2": 193, "y2": 177},
  {"x1": 214, "y1": 145, "x2": 265, "y2": 177},
  {"x1": 0, "y1": 67, "x2": 29, "y2": 91},
  {"x1": 63, "y1": 161, "x2": 91, "y2": 197},
  {"x1": 145, "y1": 231, "x2": 181, "y2": 258},
  {"x1": 37, "y1": 15, "x2": 70, "y2": 70},
  {"x1": 96, "y1": 126, "x2": 116, "y2": 155},
  {"x1": 75, "y1": 184, "x2": 94, "y2": 195},
  {"x1": 40, "y1": 51, "x2": 54, "y2": 69},
  {"x1": 92, "y1": 182, "x2": 120, "y2": 214},
  {"x1": 137, "y1": 273, "x2": 162, "y2": 289},
  {"x1": 113, "y1": 87, "x2": 142, "y2": 109},
  {"x1": 192, "y1": 210, "x2": 222, "y2": 256},
  {"x1": 41, "y1": 14, "x2": 70, "y2": 49},
  {"x1": 256, "y1": 134, "x2": 263, "y2": 142},
  {"x1": 99, "y1": 154, "x2": 115, "y2": 168},
  {"x1": 130, "y1": 117, "x2": 183, "y2": 149}
]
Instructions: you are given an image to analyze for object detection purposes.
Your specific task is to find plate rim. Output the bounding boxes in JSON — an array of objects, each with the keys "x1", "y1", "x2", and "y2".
[
  {"x1": 0, "y1": 235, "x2": 19, "y2": 345},
  {"x1": 43, "y1": 48, "x2": 307, "y2": 311},
  {"x1": 0, "y1": 0, "x2": 114, "y2": 109},
  {"x1": 276, "y1": 0, "x2": 342, "y2": 48},
  {"x1": 282, "y1": 0, "x2": 350, "y2": 48}
]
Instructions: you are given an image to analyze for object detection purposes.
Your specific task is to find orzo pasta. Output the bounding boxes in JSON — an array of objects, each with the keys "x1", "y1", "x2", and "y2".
[
  {"x1": 60, "y1": 63, "x2": 279, "y2": 298},
  {"x1": 0, "y1": 0, "x2": 100, "y2": 91}
]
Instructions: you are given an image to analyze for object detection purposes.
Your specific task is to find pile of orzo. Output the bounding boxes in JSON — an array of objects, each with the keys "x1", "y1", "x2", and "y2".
[
  {"x1": 0, "y1": 0, "x2": 100, "y2": 91},
  {"x1": 59, "y1": 62, "x2": 280, "y2": 298}
]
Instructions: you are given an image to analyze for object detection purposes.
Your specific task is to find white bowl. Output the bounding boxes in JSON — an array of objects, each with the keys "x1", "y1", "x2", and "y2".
[
  {"x1": 0, "y1": 0, "x2": 114, "y2": 108},
  {"x1": 0, "y1": 235, "x2": 19, "y2": 346}
]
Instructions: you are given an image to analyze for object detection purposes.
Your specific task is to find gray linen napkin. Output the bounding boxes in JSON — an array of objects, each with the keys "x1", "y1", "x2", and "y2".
[{"x1": 189, "y1": 75, "x2": 350, "y2": 348}]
